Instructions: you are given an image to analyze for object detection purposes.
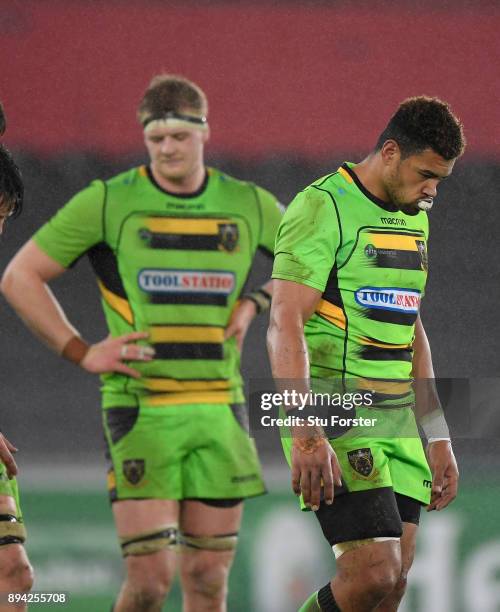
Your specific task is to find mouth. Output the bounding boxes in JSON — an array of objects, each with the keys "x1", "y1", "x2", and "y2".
[{"x1": 417, "y1": 198, "x2": 433, "y2": 211}]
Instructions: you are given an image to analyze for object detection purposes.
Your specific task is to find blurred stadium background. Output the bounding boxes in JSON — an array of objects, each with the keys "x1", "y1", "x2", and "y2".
[{"x1": 1, "y1": 2, "x2": 500, "y2": 611}]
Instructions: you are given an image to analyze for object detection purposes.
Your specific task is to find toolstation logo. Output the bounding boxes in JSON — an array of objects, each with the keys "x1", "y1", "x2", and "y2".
[
  {"x1": 354, "y1": 287, "x2": 421, "y2": 313},
  {"x1": 138, "y1": 269, "x2": 235, "y2": 294}
]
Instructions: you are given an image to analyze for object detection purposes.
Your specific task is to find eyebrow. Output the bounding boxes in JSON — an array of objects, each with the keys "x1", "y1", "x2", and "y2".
[
  {"x1": 147, "y1": 130, "x2": 189, "y2": 138},
  {"x1": 418, "y1": 169, "x2": 450, "y2": 180}
]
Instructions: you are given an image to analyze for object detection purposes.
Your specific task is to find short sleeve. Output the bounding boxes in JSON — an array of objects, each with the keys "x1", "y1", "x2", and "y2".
[
  {"x1": 255, "y1": 185, "x2": 284, "y2": 255},
  {"x1": 33, "y1": 181, "x2": 105, "y2": 268},
  {"x1": 272, "y1": 187, "x2": 340, "y2": 292}
]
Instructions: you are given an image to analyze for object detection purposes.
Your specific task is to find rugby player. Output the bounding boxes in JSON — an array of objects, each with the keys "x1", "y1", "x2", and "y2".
[
  {"x1": 0, "y1": 102, "x2": 34, "y2": 610},
  {"x1": 1, "y1": 75, "x2": 281, "y2": 611},
  {"x1": 267, "y1": 97, "x2": 464, "y2": 612}
]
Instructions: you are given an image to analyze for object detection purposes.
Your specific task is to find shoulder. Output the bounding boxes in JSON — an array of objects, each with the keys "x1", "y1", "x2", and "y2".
[
  {"x1": 208, "y1": 167, "x2": 282, "y2": 222},
  {"x1": 288, "y1": 179, "x2": 339, "y2": 214},
  {"x1": 104, "y1": 166, "x2": 146, "y2": 189},
  {"x1": 311, "y1": 169, "x2": 342, "y2": 189},
  {"x1": 208, "y1": 167, "x2": 276, "y2": 199}
]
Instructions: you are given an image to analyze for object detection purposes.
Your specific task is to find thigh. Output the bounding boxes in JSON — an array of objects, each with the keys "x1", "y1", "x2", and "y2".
[
  {"x1": 0, "y1": 463, "x2": 22, "y2": 520},
  {"x1": 113, "y1": 499, "x2": 180, "y2": 536},
  {"x1": 180, "y1": 499, "x2": 243, "y2": 536},
  {"x1": 315, "y1": 487, "x2": 403, "y2": 547},
  {"x1": 0, "y1": 494, "x2": 18, "y2": 516}
]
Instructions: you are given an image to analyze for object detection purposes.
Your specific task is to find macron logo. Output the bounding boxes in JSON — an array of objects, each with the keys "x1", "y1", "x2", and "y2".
[{"x1": 380, "y1": 217, "x2": 407, "y2": 226}]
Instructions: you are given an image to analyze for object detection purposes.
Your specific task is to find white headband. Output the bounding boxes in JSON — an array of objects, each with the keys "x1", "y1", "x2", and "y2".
[{"x1": 143, "y1": 111, "x2": 208, "y2": 134}]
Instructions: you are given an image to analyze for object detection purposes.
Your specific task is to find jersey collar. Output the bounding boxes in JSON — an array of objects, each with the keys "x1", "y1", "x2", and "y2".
[
  {"x1": 146, "y1": 166, "x2": 209, "y2": 199},
  {"x1": 341, "y1": 163, "x2": 399, "y2": 213}
]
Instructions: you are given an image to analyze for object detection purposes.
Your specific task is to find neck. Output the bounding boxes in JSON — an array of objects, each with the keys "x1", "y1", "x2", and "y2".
[
  {"x1": 351, "y1": 154, "x2": 391, "y2": 203},
  {"x1": 150, "y1": 163, "x2": 206, "y2": 194}
]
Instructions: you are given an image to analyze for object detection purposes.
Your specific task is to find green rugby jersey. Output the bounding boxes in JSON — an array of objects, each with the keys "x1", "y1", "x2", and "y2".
[
  {"x1": 273, "y1": 163, "x2": 428, "y2": 400},
  {"x1": 34, "y1": 166, "x2": 282, "y2": 407}
]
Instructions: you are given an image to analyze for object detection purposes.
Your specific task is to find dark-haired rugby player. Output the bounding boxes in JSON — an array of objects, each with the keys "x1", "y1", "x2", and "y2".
[
  {"x1": 0, "y1": 102, "x2": 34, "y2": 610},
  {"x1": 268, "y1": 97, "x2": 464, "y2": 612}
]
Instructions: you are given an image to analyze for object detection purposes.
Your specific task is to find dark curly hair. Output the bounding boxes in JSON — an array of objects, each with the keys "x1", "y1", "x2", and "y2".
[
  {"x1": 0, "y1": 102, "x2": 5, "y2": 137},
  {"x1": 137, "y1": 74, "x2": 208, "y2": 126},
  {"x1": 375, "y1": 96, "x2": 466, "y2": 160},
  {"x1": 0, "y1": 102, "x2": 24, "y2": 219}
]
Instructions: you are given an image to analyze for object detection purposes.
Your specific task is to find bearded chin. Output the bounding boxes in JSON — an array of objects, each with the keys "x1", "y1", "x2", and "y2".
[{"x1": 386, "y1": 185, "x2": 406, "y2": 210}]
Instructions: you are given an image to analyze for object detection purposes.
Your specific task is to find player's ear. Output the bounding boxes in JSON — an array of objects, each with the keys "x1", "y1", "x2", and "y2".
[
  {"x1": 202, "y1": 125, "x2": 210, "y2": 144},
  {"x1": 380, "y1": 139, "x2": 400, "y2": 165}
]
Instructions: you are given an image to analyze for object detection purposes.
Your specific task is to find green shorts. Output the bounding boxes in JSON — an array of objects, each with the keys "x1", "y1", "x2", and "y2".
[
  {"x1": 0, "y1": 463, "x2": 23, "y2": 521},
  {"x1": 282, "y1": 406, "x2": 432, "y2": 509},
  {"x1": 103, "y1": 402, "x2": 266, "y2": 502}
]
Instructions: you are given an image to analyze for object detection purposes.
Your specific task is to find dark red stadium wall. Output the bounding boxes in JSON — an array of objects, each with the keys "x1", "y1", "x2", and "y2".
[{"x1": 1, "y1": 2, "x2": 498, "y2": 158}]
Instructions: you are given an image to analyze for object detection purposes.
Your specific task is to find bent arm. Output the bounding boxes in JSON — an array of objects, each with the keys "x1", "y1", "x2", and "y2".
[
  {"x1": 1, "y1": 240, "x2": 77, "y2": 353},
  {"x1": 2, "y1": 240, "x2": 152, "y2": 377}
]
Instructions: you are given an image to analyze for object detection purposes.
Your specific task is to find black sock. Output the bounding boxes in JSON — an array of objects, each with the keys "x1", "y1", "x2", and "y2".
[{"x1": 317, "y1": 583, "x2": 341, "y2": 611}]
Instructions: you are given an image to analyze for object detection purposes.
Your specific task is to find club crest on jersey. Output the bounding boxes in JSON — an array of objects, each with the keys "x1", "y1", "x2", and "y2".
[
  {"x1": 416, "y1": 240, "x2": 428, "y2": 272},
  {"x1": 217, "y1": 223, "x2": 239, "y2": 252},
  {"x1": 348, "y1": 448, "x2": 374, "y2": 477},
  {"x1": 355, "y1": 287, "x2": 421, "y2": 313},
  {"x1": 123, "y1": 459, "x2": 145, "y2": 485},
  {"x1": 138, "y1": 269, "x2": 235, "y2": 295}
]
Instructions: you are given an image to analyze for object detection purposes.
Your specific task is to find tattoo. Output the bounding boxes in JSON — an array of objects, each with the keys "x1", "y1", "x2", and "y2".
[{"x1": 293, "y1": 434, "x2": 326, "y2": 454}]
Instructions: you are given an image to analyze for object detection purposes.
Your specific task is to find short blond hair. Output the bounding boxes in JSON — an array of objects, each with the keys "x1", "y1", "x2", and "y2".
[{"x1": 137, "y1": 74, "x2": 208, "y2": 125}]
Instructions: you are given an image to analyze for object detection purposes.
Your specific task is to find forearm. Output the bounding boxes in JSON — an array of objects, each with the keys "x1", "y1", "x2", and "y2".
[
  {"x1": 267, "y1": 309, "x2": 309, "y2": 381},
  {"x1": 268, "y1": 317, "x2": 328, "y2": 445},
  {"x1": 412, "y1": 316, "x2": 449, "y2": 440},
  {"x1": 1, "y1": 267, "x2": 78, "y2": 354}
]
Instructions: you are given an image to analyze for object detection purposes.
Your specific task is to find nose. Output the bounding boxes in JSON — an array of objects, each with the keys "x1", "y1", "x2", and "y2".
[
  {"x1": 160, "y1": 136, "x2": 176, "y2": 155},
  {"x1": 422, "y1": 180, "x2": 438, "y2": 198}
]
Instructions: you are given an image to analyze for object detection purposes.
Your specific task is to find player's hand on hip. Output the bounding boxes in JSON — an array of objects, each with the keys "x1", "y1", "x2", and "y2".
[
  {"x1": 80, "y1": 332, "x2": 155, "y2": 379},
  {"x1": 426, "y1": 440, "x2": 459, "y2": 511},
  {"x1": 224, "y1": 299, "x2": 257, "y2": 351},
  {"x1": 291, "y1": 428, "x2": 342, "y2": 511},
  {"x1": 0, "y1": 433, "x2": 18, "y2": 479}
]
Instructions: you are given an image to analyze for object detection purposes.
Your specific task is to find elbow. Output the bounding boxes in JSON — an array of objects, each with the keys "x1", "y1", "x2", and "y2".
[
  {"x1": 0, "y1": 266, "x2": 14, "y2": 298},
  {"x1": 266, "y1": 309, "x2": 303, "y2": 350},
  {"x1": 1, "y1": 260, "x2": 26, "y2": 302}
]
